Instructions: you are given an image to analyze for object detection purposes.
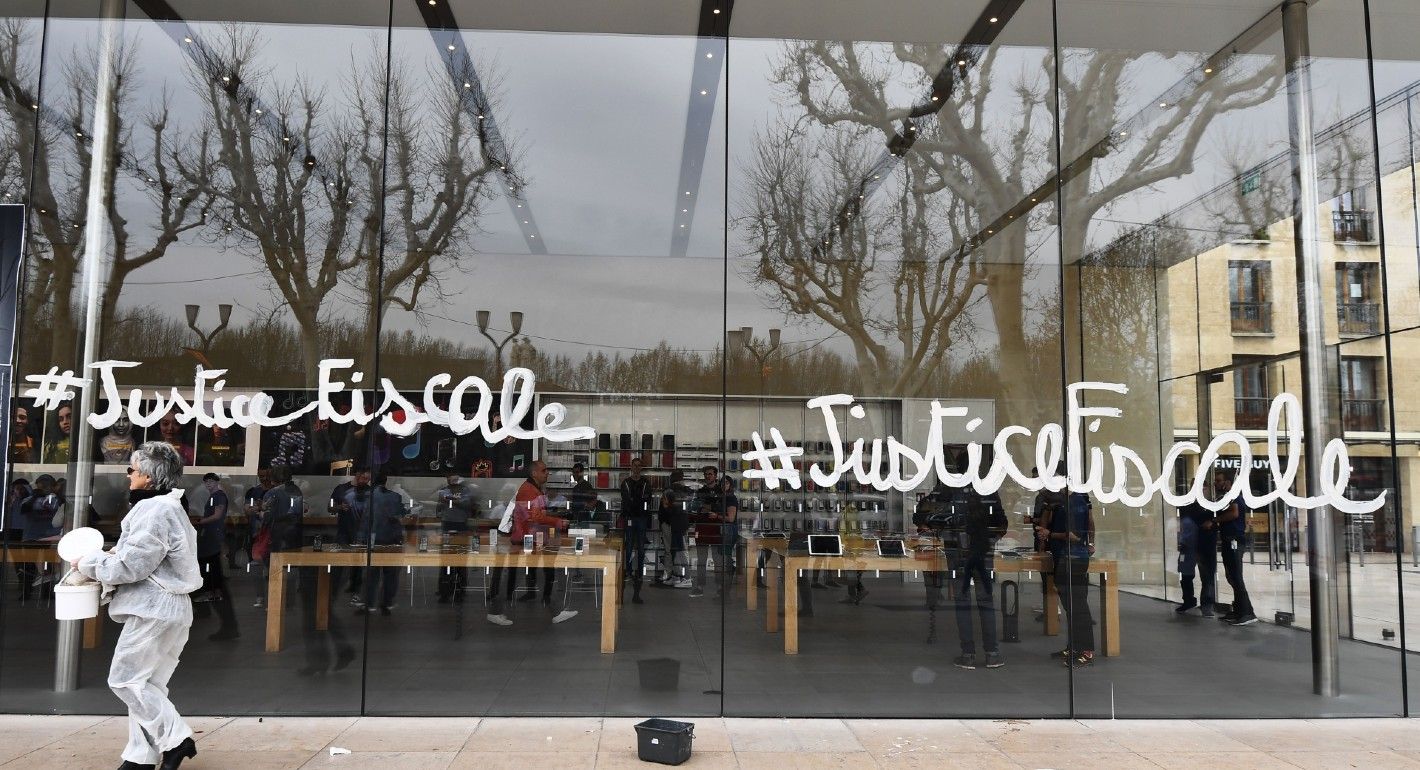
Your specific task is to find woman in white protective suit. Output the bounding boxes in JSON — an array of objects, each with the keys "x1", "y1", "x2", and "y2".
[{"x1": 72, "y1": 441, "x2": 202, "y2": 770}]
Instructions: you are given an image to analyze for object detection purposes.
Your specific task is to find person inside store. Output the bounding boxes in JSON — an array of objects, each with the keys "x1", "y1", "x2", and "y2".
[
  {"x1": 437, "y1": 473, "x2": 477, "y2": 604},
  {"x1": 1175, "y1": 493, "x2": 1218, "y2": 617},
  {"x1": 357, "y1": 472, "x2": 405, "y2": 616},
  {"x1": 71, "y1": 441, "x2": 201, "y2": 770},
  {"x1": 192, "y1": 473, "x2": 239, "y2": 641},
  {"x1": 690, "y1": 467, "x2": 739, "y2": 599},
  {"x1": 568, "y1": 462, "x2": 599, "y2": 524},
  {"x1": 4, "y1": 477, "x2": 31, "y2": 539},
  {"x1": 16, "y1": 473, "x2": 62, "y2": 599},
  {"x1": 9, "y1": 404, "x2": 34, "y2": 463},
  {"x1": 486, "y1": 460, "x2": 576, "y2": 626},
  {"x1": 620, "y1": 456, "x2": 653, "y2": 604},
  {"x1": 1027, "y1": 466, "x2": 1058, "y2": 621},
  {"x1": 101, "y1": 413, "x2": 138, "y2": 464},
  {"x1": 157, "y1": 409, "x2": 195, "y2": 466},
  {"x1": 256, "y1": 466, "x2": 305, "y2": 610},
  {"x1": 41, "y1": 403, "x2": 73, "y2": 463},
  {"x1": 938, "y1": 458, "x2": 1007, "y2": 670},
  {"x1": 1034, "y1": 463, "x2": 1097, "y2": 668},
  {"x1": 1213, "y1": 469, "x2": 1258, "y2": 626},
  {"x1": 242, "y1": 468, "x2": 275, "y2": 606},
  {"x1": 654, "y1": 468, "x2": 692, "y2": 589},
  {"x1": 340, "y1": 468, "x2": 372, "y2": 605}
]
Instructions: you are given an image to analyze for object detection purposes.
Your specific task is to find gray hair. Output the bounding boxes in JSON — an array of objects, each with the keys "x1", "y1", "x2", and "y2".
[{"x1": 131, "y1": 441, "x2": 183, "y2": 492}]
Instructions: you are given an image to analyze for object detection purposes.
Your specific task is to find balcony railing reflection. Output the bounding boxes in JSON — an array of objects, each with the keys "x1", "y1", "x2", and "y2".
[
  {"x1": 1332, "y1": 210, "x2": 1374, "y2": 242},
  {"x1": 1235, "y1": 396, "x2": 1271, "y2": 429},
  {"x1": 1343, "y1": 398, "x2": 1385, "y2": 432},
  {"x1": 1231, "y1": 301, "x2": 1272, "y2": 334},
  {"x1": 1337, "y1": 302, "x2": 1380, "y2": 336}
]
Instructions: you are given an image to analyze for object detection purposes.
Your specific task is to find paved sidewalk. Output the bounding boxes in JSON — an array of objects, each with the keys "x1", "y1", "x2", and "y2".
[{"x1": 2, "y1": 714, "x2": 1420, "y2": 769}]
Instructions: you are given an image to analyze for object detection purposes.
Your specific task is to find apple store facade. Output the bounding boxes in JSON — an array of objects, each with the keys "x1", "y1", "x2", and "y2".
[{"x1": 4, "y1": 0, "x2": 1420, "y2": 719}]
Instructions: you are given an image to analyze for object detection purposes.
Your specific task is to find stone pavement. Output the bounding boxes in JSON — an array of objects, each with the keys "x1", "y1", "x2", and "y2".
[{"x1": 2, "y1": 714, "x2": 1419, "y2": 769}]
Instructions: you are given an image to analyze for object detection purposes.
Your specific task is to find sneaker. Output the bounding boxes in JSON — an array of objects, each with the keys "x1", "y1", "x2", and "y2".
[
  {"x1": 1227, "y1": 613, "x2": 1259, "y2": 626},
  {"x1": 1063, "y1": 651, "x2": 1094, "y2": 668},
  {"x1": 688, "y1": 588, "x2": 704, "y2": 598},
  {"x1": 552, "y1": 609, "x2": 578, "y2": 624},
  {"x1": 673, "y1": 578, "x2": 693, "y2": 589},
  {"x1": 486, "y1": 613, "x2": 513, "y2": 626},
  {"x1": 953, "y1": 654, "x2": 977, "y2": 670},
  {"x1": 1175, "y1": 598, "x2": 1198, "y2": 615},
  {"x1": 348, "y1": 595, "x2": 364, "y2": 607},
  {"x1": 984, "y1": 652, "x2": 1005, "y2": 669}
]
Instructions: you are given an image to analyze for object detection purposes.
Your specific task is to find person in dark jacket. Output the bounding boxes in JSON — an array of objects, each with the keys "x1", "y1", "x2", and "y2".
[
  {"x1": 1176, "y1": 498, "x2": 1217, "y2": 616},
  {"x1": 1035, "y1": 465, "x2": 1096, "y2": 668},
  {"x1": 620, "y1": 457, "x2": 653, "y2": 603},
  {"x1": 656, "y1": 470, "x2": 692, "y2": 588},
  {"x1": 357, "y1": 472, "x2": 405, "y2": 616},
  {"x1": 917, "y1": 453, "x2": 1008, "y2": 670}
]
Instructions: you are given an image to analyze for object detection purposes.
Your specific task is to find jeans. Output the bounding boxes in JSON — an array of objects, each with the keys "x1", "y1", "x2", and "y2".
[
  {"x1": 1053, "y1": 557, "x2": 1094, "y2": 653},
  {"x1": 1179, "y1": 534, "x2": 1217, "y2": 607},
  {"x1": 951, "y1": 554, "x2": 997, "y2": 655},
  {"x1": 1220, "y1": 533, "x2": 1254, "y2": 616},
  {"x1": 362, "y1": 566, "x2": 399, "y2": 610},
  {"x1": 624, "y1": 518, "x2": 649, "y2": 586}
]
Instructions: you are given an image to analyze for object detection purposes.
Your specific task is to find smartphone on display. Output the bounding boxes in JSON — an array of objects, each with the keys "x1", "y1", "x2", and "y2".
[
  {"x1": 523, "y1": 534, "x2": 535, "y2": 552},
  {"x1": 574, "y1": 536, "x2": 587, "y2": 555}
]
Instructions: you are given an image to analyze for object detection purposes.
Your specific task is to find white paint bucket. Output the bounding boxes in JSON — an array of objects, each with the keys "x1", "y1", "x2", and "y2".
[{"x1": 54, "y1": 584, "x2": 100, "y2": 620}]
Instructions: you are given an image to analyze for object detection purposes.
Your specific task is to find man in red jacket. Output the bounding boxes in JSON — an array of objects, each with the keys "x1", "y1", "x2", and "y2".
[{"x1": 487, "y1": 461, "x2": 576, "y2": 625}]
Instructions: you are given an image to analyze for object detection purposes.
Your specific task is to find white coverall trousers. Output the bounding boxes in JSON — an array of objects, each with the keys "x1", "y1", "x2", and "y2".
[{"x1": 109, "y1": 616, "x2": 193, "y2": 765}]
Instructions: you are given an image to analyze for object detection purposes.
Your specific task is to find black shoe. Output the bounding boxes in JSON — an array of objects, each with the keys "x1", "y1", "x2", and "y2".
[
  {"x1": 208, "y1": 629, "x2": 240, "y2": 642},
  {"x1": 953, "y1": 654, "x2": 977, "y2": 670},
  {"x1": 1175, "y1": 598, "x2": 1198, "y2": 614},
  {"x1": 118, "y1": 762, "x2": 155, "y2": 770},
  {"x1": 160, "y1": 737, "x2": 196, "y2": 770},
  {"x1": 1227, "y1": 613, "x2": 1259, "y2": 626}
]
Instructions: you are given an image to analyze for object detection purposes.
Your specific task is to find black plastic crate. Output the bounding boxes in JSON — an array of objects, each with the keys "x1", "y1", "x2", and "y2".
[{"x1": 634, "y1": 718, "x2": 694, "y2": 765}]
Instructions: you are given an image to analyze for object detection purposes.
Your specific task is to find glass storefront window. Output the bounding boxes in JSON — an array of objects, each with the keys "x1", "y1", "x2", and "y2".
[{"x1": 1, "y1": 0, "x2": 1418, "y2": 720}]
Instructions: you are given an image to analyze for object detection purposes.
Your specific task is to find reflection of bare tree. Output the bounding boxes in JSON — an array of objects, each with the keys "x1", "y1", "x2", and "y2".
[
  {"x1": 0, "y1": 20, "x2": 209, "y2": 370},
  {"x1": 742, "y1": 124, "x2": 986, "y2": 396},
  {"x1": 750, "y1": 40, "x2": 1282, "y2": 418},
  {"x1": 184, "y1": 28, "x2": 506, "y2": 375}
]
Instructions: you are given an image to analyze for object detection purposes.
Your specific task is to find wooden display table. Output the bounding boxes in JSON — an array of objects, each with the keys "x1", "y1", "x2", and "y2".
[
  {"x1": 6, "y1": 544, "x2": 105, "y2": 648},
  {"x1": 265, "y1": 541, "x2": 622, "y2": 654},
  {"x1": 767, "y1": 546, "x2": 1119, "y2": 657}
]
